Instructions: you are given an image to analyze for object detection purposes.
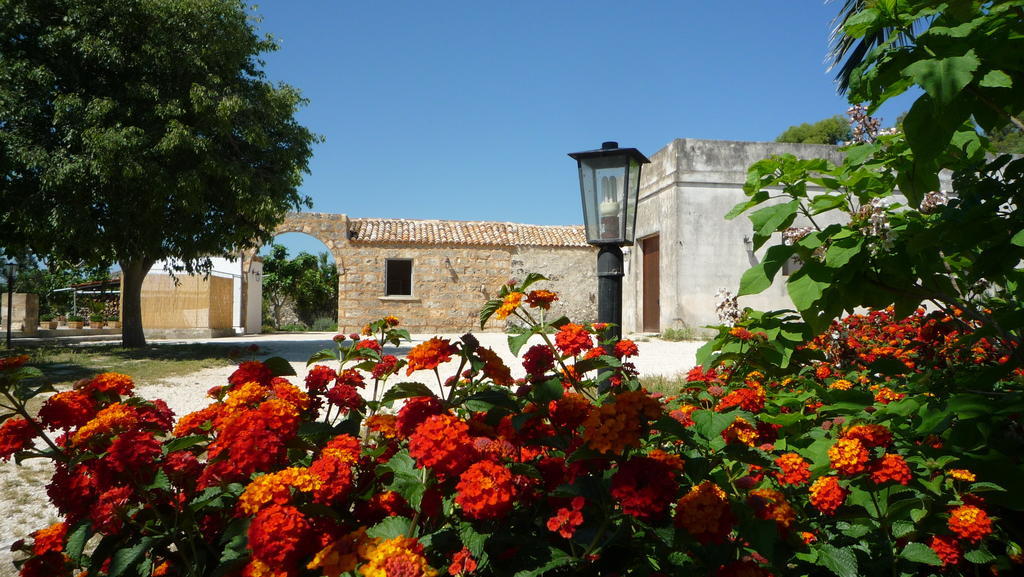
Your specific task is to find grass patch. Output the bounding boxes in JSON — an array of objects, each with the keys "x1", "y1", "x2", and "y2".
[
  {"x1": 657, "y1": 327, "x2": 703, "y2": 342},
  {"x1": 640, "y1": 374, "x2": 686, "y2": 396},
  {"x1": 5, "y1": 343, "x2": 238, "y2": 387}
]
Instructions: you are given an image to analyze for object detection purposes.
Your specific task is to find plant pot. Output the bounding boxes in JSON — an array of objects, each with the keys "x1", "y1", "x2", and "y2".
[
  {"x1": 107, "y1": 321, "x2": 121, "y2": 329},
  {"x1": 67, "y1": 321, "x2": 83, "y2": 329},
  {"x1": 40, "y1": 321, "x2": 57, "y2": 330},
  {"x1": 90, "y1": 320, "x2": 105, "y2": 329}
]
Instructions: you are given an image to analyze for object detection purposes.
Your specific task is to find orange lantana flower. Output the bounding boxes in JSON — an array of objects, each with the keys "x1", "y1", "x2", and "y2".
[{"x1": 406, "y1": 338, "x2": 457, "y2": 375}]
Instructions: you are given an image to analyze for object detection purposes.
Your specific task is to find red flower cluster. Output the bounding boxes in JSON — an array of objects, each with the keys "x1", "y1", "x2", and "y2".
[
  {"x1": 522, "y1": 344, "x2": 555, "y2": 377},
  {"x1": 408, "y1": 414, "x2": 477, "y2": 479},
  {"x1": 526, "y1": 289, "x2": 558, "y2": 309},
  {"x1": 610, "y1": 456, "x2": 678, "y2": 521},
  {"x1": 809, "y1": 476, "x2": 847, "y2": 516},
  {"x1": 0, "y1": 417, "x2": 35, "y2": 461},
  {"x1": 947, "y1": 504, "x2": 992, "y2": 543},
  {"x1": 554, "y1": 323, "x2": 593, "y2": 357},
  {"x1": 39, "y1": 390, "x2": 97, "y2": 430},
  {"x1": 455, "y1": 460, "x2": 516, "y2": 519},
  {"x1": 547, "y1": 497, "x2": 585, "y2": 539},
  {"x1": 715, "y1": 384, "x2": 765, "y2": 413},
  {"x1": 773, "y1": 453, "x2": 811, "y2": 486},
  {"x1": 870, "y1": 453, "x2": 912, "y2": 485}
]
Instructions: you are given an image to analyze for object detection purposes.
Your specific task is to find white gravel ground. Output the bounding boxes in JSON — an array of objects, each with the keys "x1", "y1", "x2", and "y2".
[{"x1": 0, "y1": 332, "x2": 702, "y2": 576}]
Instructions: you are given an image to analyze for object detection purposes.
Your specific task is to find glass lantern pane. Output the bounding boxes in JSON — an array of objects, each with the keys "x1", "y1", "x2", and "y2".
[
  {"x1": 578, "y1": 156, "x2": 628, "y2": 244},
  {"x1": 624, "y1": 157, "x2": 641, "y2": 243}
]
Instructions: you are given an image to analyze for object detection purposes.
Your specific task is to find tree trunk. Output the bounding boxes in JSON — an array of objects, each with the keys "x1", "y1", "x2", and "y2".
[{"x1": 119, "y1": 259, "x2": 154, "y2": 348}]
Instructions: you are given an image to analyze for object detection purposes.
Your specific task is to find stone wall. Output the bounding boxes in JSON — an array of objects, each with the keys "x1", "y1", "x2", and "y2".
[
  {"x1": 1, "y1": 293, "x2": 39, "y2": 336},
  {"x1": 513, "y1": 246, "x2": 597, "y2": 325},
  {"x1": 336, "y1": 244, "x2": 513, "y2": 334}
]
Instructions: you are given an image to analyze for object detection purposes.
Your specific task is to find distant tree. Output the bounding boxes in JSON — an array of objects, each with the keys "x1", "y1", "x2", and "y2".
[
  {"x1": 0, "y1": 0, "x2": 317, "y2": 347},
  {"x1": 261, "y1": 245, "x2": 337, "y2": 329},
  {"x1": 775, "y1": 115, "x2": 852, "y2": 145},
  {"x1": 988, "y1": 125, "x2": 1024, "y2": 154}
]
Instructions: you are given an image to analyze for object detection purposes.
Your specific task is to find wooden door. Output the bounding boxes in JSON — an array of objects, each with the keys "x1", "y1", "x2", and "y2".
[{"x1": 642, "y1": 235, "x2": 660, "y2": 332}]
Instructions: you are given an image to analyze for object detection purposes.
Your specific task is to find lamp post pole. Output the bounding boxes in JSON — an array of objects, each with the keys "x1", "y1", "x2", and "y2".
[{"x1": 597, "y1": 245, "x2": 624, "y2": 343}]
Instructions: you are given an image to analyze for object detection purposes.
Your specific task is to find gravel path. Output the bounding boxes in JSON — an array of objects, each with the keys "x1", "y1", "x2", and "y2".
[{"x1": 0, "y1": 332, "x2": 702, "y2": 576}]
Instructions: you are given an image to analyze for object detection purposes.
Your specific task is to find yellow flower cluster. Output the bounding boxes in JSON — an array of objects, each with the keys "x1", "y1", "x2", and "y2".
[
  {"x1": 494, "y1": 292, "x2": 524, "y2": 320},
  {"x1": 71, "y1": 403, "x2": 138, "y2": 447},
  {"x1": 582, "y1": 391, "x2": 662, "y2": 454},
  {"x1": 238, "y1": 467, "x2": 321, "y2": 515},
  {"x1": 308, "y1": 527, "x2": 372, "y2": 576},
  {"x1": 948, "y1": 468, "x2": 976, "y2": 482},
  {"x1": 721, "y1": 417, "x2": 759, "y2": 447},
  {"x1": 358, "y1": 536, "x2": 437, "y2": 577},
  {"x1": 828, "y1": 379, "x2": 854, "y2": 391}
]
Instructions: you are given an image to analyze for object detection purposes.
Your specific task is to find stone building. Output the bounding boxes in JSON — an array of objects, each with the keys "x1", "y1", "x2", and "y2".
[
  {"x1": 252, "y1": 214, "x2": 597, "y2": 334},
  {"x1": 623, "y1": 138, "x2": 846, "y2": 335}
]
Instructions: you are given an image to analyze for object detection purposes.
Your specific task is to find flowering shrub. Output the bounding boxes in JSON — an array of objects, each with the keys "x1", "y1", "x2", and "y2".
[{"x1": 2, "y1": 275, "x2": 1022, "y2": 577}]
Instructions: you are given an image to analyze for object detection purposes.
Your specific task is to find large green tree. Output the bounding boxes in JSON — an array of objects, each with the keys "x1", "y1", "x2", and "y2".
[
  {"x1": 0, "y1": 0, "x2": 316, "y2": 347},
  {"x1": 776, "y1": 114, "x2": 852, "y2": 145}
]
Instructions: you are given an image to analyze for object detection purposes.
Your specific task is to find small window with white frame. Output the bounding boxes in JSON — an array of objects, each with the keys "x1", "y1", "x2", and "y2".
[{"x1": 384, "y1": 259, "x2": 413, "y2": 296}]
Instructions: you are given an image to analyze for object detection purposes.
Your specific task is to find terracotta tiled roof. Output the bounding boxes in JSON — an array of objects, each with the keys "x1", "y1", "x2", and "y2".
[{"x1": 348, "y1": 218, "x2": 589, "y2": 247}]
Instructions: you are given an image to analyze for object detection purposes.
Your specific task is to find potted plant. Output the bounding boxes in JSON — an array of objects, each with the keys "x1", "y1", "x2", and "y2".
[
  {"x1": 66, "y1": 314, "x2": 84, "y2": 329},
  {"x1": 89, "y1": 313, "x2": 105, "y2": 328},
  {"x1": 39, "y1": 313, "x2": 57, "y2": 330},
  {"x1": 106, "y1": 315, "x2": 121, "y2": 329}
]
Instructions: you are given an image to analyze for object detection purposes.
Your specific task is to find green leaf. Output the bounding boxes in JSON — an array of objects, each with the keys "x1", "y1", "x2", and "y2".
[
  {"x1": 218, "y1": 518, "x2": 250, "y2": 563},
  {"x1": 738, "y1": 245, "x2": 795, "y2": 296},
  {"x1": 519, "y1": 273, "x2": 548, "y2": 291},
  {"x1": 367, "y1": 516, "x2": 413, "y2": 539},
  {"x1": 458, "y1": 523, "x2": 489, "y2": 558},
  {"x1": 824, "y1": 235, "x2": 863, "y2": 269},
  {"x1": 892, "y1": 520, "x2": 915, "y2": 538},
  {"x1": 163, "y1": 434, "x2": 209, "y2": 454},
  {"x1": 816, "y1": 544, "x2": 859, "y2": 577},
  {"x1": 979, "y1": 70, "x2": 1012, "y2": 89},
  {"x1": 1011, "y1": 229, "x2": 1024, "y2": 247},
  {"x1": 691, "y1": 409, "x2": 738, "y2": 442},
  {"x1": 65, "y1": 521, "x2": 91, "y2": 565},
  {"x1": 479, "y1": 298, "x2": 501, "y2": 329},
  {"x1": 902, "y1": 51, "x2": 980, "y2": 105},
  {"x1": 533, "y1": 377, "x2": 564, "y2": 403},
  {"x1": 381, "y1": 451, "x2": 425, "y2": 509},
  {"x1": 507, "y1": 330, "x2": 534, "y2": 356},
  {"x1": 380, "y1": 382, "x2": 437, "y2": 405},
  {"x1": 262, "y1": 356, "x2": 296, "y2": 377},
  {"x1": 900, "y1": 542, "x2": 942, "y2": 566},
  {"x1": 461, "y1": 389, "x2": 518, "y2": 412},
  {"x1": 963, "y1": 547, "x2": 996, "y2": 564},
  {"x1": 109, "y1": 537, "x2": 156, "y2": 577},
  {"x1": 748, "y1": 200, "x2": 800, "y2": 250},
  {"x1": 142, "y1": 469, "x2": 171, "y2": 492},
  {"x1": 842, "y1": 7, "x2": 879, "y2": 37},
  {"x1": 810, "y1": 194, "x2": 847, "y2": 214},
  {"x1": 787, "y1": 263, "x2": 830, "y2": 312},
  {"x1": 306, "y1": 348, "x2": 338, "y2": 366}
]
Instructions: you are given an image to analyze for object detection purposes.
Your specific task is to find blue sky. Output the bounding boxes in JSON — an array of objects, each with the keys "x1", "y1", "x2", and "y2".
[{"x1": 253, "y1": 1, "x2": 916, "y2": 259}]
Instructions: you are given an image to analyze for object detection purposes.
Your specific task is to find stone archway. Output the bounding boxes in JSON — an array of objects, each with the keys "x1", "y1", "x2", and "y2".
[{"x1": 239, "y1": 212, "x2": 351, "y2": 333}]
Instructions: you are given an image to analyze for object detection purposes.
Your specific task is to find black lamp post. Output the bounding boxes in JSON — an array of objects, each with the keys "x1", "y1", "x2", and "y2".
[
  {"x1": 4, "y1": 260, "x2": 17, "y2": 348},
  {"x1": 569, "y1": 141, "x2": 650, "y2": 342}
]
